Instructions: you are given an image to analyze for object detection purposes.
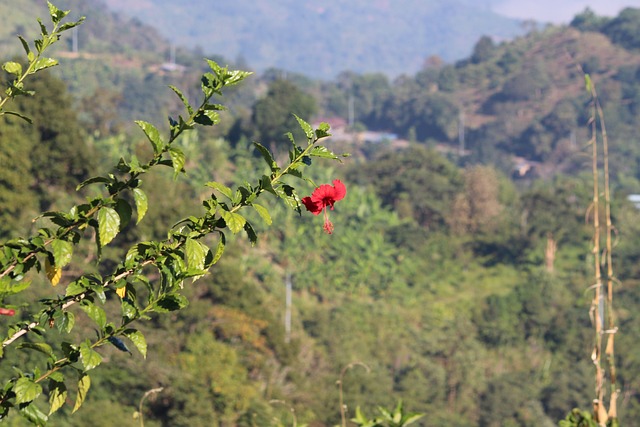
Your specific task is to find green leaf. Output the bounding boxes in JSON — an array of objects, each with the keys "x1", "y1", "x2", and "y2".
[
  {"x1": 2, "y1": 61, "x2": 22, "y2": 76},
  {"x1": 65, "y1": 280, "x2": 86, "y2": 297},
  {"x1": 205, "y1": 181, "x2": 233, "y2": 200},
  {"x1": 76, "y1": 176, "x2": 111, "y2": 191},
  {"x1": 310, "y1": 145, "x2": 340, "y2": 160},
  {"x1": 14, "y1": 377, "x2": 42, "y2": 404},
  {"x1": 168, "y1": 85, "x2": 194, "y2": 115},
  {"x1": 33, "y1": 57, "x2": 58, "y2": 72},
  {"x1": 79, "y1": 342, "x2": 102, "y2": 371},
  {"x1": 51, "y1": 239, "x2": 73, "y2": 268},
  {"x1": 19, "y1": 402, "x2": 48, "y2": 426},
  {"x1": 316, "y1": 122, "x2": 332, "y2": 138},
  {"x1": 123, "y1": 329, "x2": 147, "y2": 358},
  {"x1": 0, "y1": 276, "x2": 31, "y2": 295},
  {"x1": 17, "y1": 36, "x2": 30, "y2": 56},
  {"x1": 47, "y1": 1, "x2": 69, "y2": 23},
  {"x1": 58, "y1": 18, "x2": 85, "y2": 32},
  {"x1": 155, "y1": 294, "x2": 189, "y2": 312},
  {"x1": 80, "y1": 302, "x2": 106, "y2": 329},
  {"x1": 169, "y1": 147, "x2": 186, "y2": 177},
  {"x1": 252, "y1": 203, "x2": 272, "y2": 225},
  {"x1": 254, "y1": 142, "x2": 279, "y2": 172},
  {"x1": 194, "y1": 109, "x2": 219, "y2": 126},
  {"x1": 121, "y1": 298, "x2": 138, "y2": 320},
  {"x1": 59, "y1": 311, "x2": 75, "y2": 333},
  {"x1": 135, "y1": 121, "x2": 164, "y2": 154},
  {"x1": 97, "y1": 207, "x2": 120, "y2": 247},
  {"x1": 244, "y1": 221, "x2": 257, "y2": 245},
  {"x1": 114, "y1": 198, "x2": 132, "y2": 230},
  {"x1": 185, "y1": 238, "x2": 207, "y2": 271},
  {"x1": 212, "y1": 233, "x2": 225, "y2": 264},
  {"x1": 17, "y1": 342, "x2": 54, "y2": 357},
  {"x1": 132, "y1": 188, "x2": 148, "y2": 224},
  {"x1": 220, "y1": 210, "x2": 246, "y2": 234},
  {"x1": 2, "y1": 111, "x2": 33, "y2": 123},
  {"x1": 294, "y1": 114, "x2": 314, "y2": 139},
  {"x1": 72, "y1": 374, "x2": 90, "y2": 413},
  {"x1": 48, "y1": 380, "x2": 67, "y2": 415}
]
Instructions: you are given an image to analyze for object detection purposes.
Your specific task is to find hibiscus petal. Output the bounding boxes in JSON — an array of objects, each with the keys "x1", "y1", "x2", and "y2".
[
  {"x1": 311, "y1": 184, "x2": 334, "y2": 203},
  {"x1": 301, "y1": 196, "x2": 323, "y2": 215},
  {"x1": 331, "y1": 179, "x2": 346, "y2": 201}
]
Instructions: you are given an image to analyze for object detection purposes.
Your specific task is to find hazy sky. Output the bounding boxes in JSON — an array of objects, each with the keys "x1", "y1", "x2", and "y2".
[{"x1": 493, "y1": 0, "x2": 639, "y2": 23}]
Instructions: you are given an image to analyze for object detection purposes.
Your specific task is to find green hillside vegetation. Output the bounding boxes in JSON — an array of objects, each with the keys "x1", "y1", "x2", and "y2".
[{"x1": 2, "y1": 3, "x2": 640, "y2": 427}]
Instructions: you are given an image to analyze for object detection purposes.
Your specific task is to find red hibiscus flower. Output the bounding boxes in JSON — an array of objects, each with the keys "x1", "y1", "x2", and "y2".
[{"x1": 301, "y1": 179, "x2": 346, "y2": 234}]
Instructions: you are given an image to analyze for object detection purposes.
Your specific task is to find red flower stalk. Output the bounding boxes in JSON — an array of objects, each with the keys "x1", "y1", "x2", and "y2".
[
  {"x1": 0, "y1": 308, "x2": 15, "y2": 316},
  {"x1": 301, "y1": 179, "x2": 346, "y2": 234}
]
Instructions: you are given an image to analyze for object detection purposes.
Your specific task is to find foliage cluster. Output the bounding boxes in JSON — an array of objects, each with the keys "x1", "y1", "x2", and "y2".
[{"x1": 1, "y1": 3, "x2": 640, "y2": 427}]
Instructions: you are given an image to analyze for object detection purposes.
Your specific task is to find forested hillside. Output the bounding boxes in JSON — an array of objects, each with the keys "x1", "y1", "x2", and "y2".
[
  {"x1": 2, "y1": 2, "x2": 640, "y2": 426},
  {"x1": 104, "y1": 0, "x2": 526, "y2": 78}
]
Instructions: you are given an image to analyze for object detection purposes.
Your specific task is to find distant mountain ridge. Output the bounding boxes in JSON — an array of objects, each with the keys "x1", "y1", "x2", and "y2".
[{"x1": 105, "y1": 0, "x2": 526, "y2": 78}]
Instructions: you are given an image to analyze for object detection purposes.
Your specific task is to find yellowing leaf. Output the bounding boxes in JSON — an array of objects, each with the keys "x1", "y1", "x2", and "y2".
[
  {"x1": 45, "y1": 258, "x2": 62, "y2": 286},
  {"x1": 48, "y1": 381, "x2": 67, "y2": 415},
  {"x1": 72, "y1": 374, "x2": 91, "y2": 413},
  {"x1": 115, "y1": 286, "x2": 126, "y2": 298}
]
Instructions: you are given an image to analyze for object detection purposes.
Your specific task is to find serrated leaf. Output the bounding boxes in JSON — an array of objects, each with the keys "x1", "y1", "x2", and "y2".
[
  {"x1": 98, "y1": 207, "x2": 120, "y2": 247},
  {"x1": 123, "y1": 329, "x2": 147, "y2": 358},
  {"x1": 168, "y1": 85, "x2": 194, "y2": 115},
  {"x1": 59, "y1": 311, "x2": 75, "y2": 333},
  {"x1": 65, "y1": 280, "x2": 85, "y2": 297},
  {"x1": 244, "y1": 221, "x2": 257, "y2": 245},
  {"x1": 185, "y1": 238, "x2": 207, "y2": 270},
  {"x1": 19, "y1": 402, "x2": 48, "y2": 426},
  {"x1": 135, "y1": 121, "x2": 164, "y2": 154},
  {"x1": 51, "y1": 239, "x2": 73, "y2": 268},
  {"x1": 18, "y1": 36, "x2": 30, "y2": 56},
  {"x1": 79, "y1": 342, "x2": 102, "y2": 371},
  {"x1": 48, "y1": 380, "x2": 67, "y2": 415},
  {"x1": 169, "y1": 147, "x2": 185, "y2": 178},
  {"x1": 132, "y1": 188, "x2": 148, "y2": 224},
  {"x1": 14, "y1": 377, "x2": 42, "y2": 404},
  {"x1": 72, "y1": 374, "x2": 90, "y2": 413},
  {"x1": 33, "y1": 57, "x2": 58, "y2": 72},
  {"x1": 76, "y1": 176, "x2": 111, "y2": 191},
  {"x1": 114, "y1": 198, "x2": 132, "y2": 230},
  {"x1": 45, "y1": 257, "x2": 61, "y2": 286},
  {"x1": 251, "y1": 203, "x2": 272, "y2": 225},
  {"x1": 205, "y1": 181, "x2": 233, "y2": 200},
  {"x1": 310, "y1": 146, "x2": 340, "y2": 160},
  {"x1": 154, "y1": 294, "x2": 189, "y2": 312},
  {"x1": 294, "y1": 114, "x2": 314, "y2": 139},
  {"x1": 2, "y1": 61, "x2": 22, "y2": 76},
  {"x1": 220, "y1": 210, "x2": 246, "y2": 234},
  {"x1": 47, "y1": 1, "x2": 69, "y2": 23},
  {"x1": 194, "y1": 109, "x2": 219, "y2": 126},
  {"x1": 80, "y1": 302, "x2": 106, "y2": 329},
  {"x1": 17, "y1": 342, "x2": 53, "y2": 357},
  {"x1": 316, "y1": 122, "x2": 331, "y2": 138},
  {"x1": 212, "y1": 233, "x2": 225, "y2": 264},
  {"x1": 254, "y1": 142, "x2": 279, "y2": 172}
]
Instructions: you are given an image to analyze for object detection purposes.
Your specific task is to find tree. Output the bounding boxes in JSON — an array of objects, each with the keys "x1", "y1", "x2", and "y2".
[
  {"x1": 251, "y1": 79, "x2": 317, "y2": 151},
  {"x1": 7, "y1": 69, "x2": 96, "y2": 210},
  {"x1": 471, "y1": 35, "x2": 496, "y2": 64},
  {"x1": 347, "y1": 146, "x2": 463, "y2": 229}
]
